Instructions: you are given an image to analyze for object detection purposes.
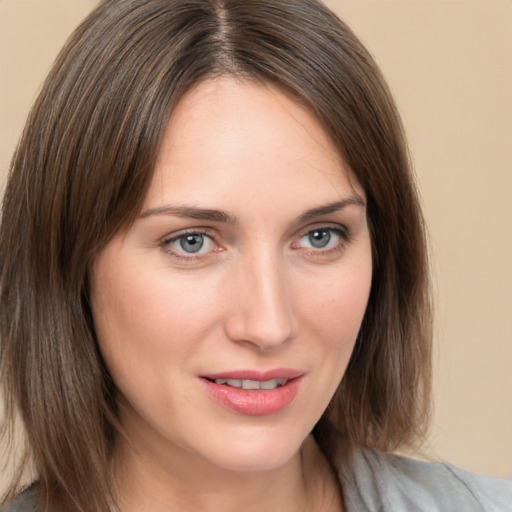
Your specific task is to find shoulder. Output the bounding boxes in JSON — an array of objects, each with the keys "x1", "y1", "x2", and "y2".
[
  {"x1": 1, "y1": 487, "x2": 39, "y2": 512},
  {"x1": 338, "y1": 447, "x2": 512, "y2": 512}
]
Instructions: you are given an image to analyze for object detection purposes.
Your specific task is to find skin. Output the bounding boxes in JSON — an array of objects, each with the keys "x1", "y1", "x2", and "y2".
[{"x1": 90, "y1": 77, "x2": 373, "y2": 512}]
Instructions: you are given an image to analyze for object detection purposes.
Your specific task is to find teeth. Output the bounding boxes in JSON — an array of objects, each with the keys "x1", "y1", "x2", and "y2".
[
  {"x1": 213, "y1": 378, "x2": 289, "y2": 390},
  {"x1": 242, "y1": 379, "x2": 261, "y2": 390},
  {"x1": 259, "y1": 379, "x2": 278, "y2": 390}
]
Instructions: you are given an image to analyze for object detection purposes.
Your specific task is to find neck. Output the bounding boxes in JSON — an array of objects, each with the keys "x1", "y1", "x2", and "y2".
[{"x1": 112, "y1": 435, "x2": 343, "y2": 512}]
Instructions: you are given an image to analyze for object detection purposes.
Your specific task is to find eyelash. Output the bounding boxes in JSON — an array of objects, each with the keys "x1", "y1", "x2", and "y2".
[
  {"x1": 161, "y1": 226, "x2": 350, "y2": 261},
  {"x1": 161, "y1": 229, "x2": 216, "y2": 261},
  {"x1": 293, "y1": 226, "x2": 350, "y2": 254}
]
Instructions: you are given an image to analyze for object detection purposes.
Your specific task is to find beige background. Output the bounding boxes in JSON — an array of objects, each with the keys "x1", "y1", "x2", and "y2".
[{"x1": 1, "y1": 0, "x2": 511, "y2": 488}]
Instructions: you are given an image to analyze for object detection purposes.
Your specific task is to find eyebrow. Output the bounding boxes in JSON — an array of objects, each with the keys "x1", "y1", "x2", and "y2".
[
  {"x1": 139, "y1": 195, "x2": 365, "y2": 224},
  {"x1": 296, "y1": 196, "x2": 366, "y2": 223},
  {"x1": 140, "y1": 205, "x2": 237, "y2": 223}
]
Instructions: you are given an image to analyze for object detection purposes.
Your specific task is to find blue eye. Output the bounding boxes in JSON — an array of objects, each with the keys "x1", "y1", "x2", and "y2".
[
  {"x1": 166, "y1": 232, "x2": 214, "y2": 256},
  {"x1": 308, "y1": 229, "x2": 331, "y2": 248},
  {"x1": 177, "y1": 234, "x2": 205, "y2": 253},
  {"x1": 298, "y1": 227, "x2": 346, "y2": 250}
]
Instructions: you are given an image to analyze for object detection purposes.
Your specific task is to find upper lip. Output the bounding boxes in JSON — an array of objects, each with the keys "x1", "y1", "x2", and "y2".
[{"x1": 200, "y1": 368, "x2": 305, "y2": 381}]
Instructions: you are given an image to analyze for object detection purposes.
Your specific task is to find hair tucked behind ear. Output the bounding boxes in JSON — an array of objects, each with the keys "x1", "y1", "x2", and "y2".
[{"x1": 1, "y1": 0, "x2": 431, "y2": 510}]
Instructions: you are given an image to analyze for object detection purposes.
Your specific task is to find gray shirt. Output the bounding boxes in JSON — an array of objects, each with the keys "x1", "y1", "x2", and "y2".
[
  {"x1": 339, "y1": 448, "x2": 512, "y2": 511},
  {"x1": 4, "y1": 449, "x2": 512, "y2": 511}
]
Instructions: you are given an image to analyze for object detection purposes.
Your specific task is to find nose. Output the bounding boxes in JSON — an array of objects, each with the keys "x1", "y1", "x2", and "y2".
[{"x1": 223, "y1": 251, "x2": 296, "y2": 351}]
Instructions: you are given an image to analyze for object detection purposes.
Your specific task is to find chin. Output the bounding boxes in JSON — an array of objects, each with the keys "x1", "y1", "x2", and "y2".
[{"x1": 191, "y1": 424, "x2": 308, "y2": 473}]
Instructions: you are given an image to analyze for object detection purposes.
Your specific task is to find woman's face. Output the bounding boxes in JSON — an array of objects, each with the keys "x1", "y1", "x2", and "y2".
[{"x1": 90, "y1": 78, "x2": 372, "y2": 473}]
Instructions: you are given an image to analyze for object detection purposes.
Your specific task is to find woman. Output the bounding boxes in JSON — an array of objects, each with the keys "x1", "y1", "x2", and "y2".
[{"x1": 0, "y1": 0, "x2": 510, "y2": 511}]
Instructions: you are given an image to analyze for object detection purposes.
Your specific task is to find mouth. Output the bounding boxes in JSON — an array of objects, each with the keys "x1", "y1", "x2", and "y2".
[
  {"x1": 199, "y1": 369, "x2": 304, "y2": 416},
  {"x1": 205, "y1": 377, "x2": 289, "y2": 390}
]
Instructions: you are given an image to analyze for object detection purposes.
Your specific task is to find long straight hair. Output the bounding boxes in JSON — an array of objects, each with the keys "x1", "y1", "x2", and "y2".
[{"x1": 0, "y1": 0, "x2": 432, "y2": 510}]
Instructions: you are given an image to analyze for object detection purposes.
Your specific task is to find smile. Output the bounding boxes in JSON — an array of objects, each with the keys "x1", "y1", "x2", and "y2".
[
  {"x1": 212, "y1": 378, "x2": 288, "y2": 390},
  {"x1": 200, "y1": 369, "x2": 304, "y2": 416}
]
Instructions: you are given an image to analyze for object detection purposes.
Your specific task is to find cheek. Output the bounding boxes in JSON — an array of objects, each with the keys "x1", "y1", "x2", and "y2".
[
  {"x1": 90, "y1": 248, "x2": 222, "y2": 393},
  {"x1": 289, "y1": 259, "x2": 372, "y2": 423},
  {"x1": 296, "y1": 256, "x2": 372, "y2": 402},
  {"x1": 300, "y1": 261, "x2": 372, "y2": 342}
]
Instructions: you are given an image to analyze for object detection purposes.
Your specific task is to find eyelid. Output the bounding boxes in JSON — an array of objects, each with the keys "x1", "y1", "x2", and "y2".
[
  {"x1": 163, "y1": 227, "x2": 211, "y2": 242},
  {"x1": 296, "y1": 223, "x2": 349, "y2": 240},
  {"x1": 161, "y1": 228, "x2": 220, "y2": 260},
  {"x1": 291, "y1": 224, "x2": 351, "y2": 252}
]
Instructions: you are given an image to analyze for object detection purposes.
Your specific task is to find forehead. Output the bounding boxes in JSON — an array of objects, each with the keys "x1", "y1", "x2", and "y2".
[{"x1": 146, "y1": 77, "x2": 363, "y2": 214}]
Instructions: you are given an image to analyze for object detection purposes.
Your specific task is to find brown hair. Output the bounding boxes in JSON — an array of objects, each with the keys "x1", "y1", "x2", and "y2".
[{"x1": 0, "y1": 0, "x2": 432, "y2": 509}]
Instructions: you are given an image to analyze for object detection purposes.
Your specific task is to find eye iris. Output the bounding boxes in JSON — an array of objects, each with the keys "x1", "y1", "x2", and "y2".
[
  {"x1": 309, "y1": 229, "x2": 330, "y2": 248},
  {"x1": 179, "y1": 234, "x2": 204, "y2": 253}
]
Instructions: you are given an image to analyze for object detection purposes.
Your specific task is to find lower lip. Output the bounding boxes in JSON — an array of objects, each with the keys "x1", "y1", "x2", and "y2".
[{"x1": 200, "y1": 377, "x2": 303, "y2": 416}]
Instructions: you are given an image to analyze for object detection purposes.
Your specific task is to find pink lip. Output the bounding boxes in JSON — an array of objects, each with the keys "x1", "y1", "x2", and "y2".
[
  {"x1": 201, "y1": 368, "x2": 304, "y2": 381},
  {"x1": 199, "y1": 368, "x2": 304, "y2": 416}
]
